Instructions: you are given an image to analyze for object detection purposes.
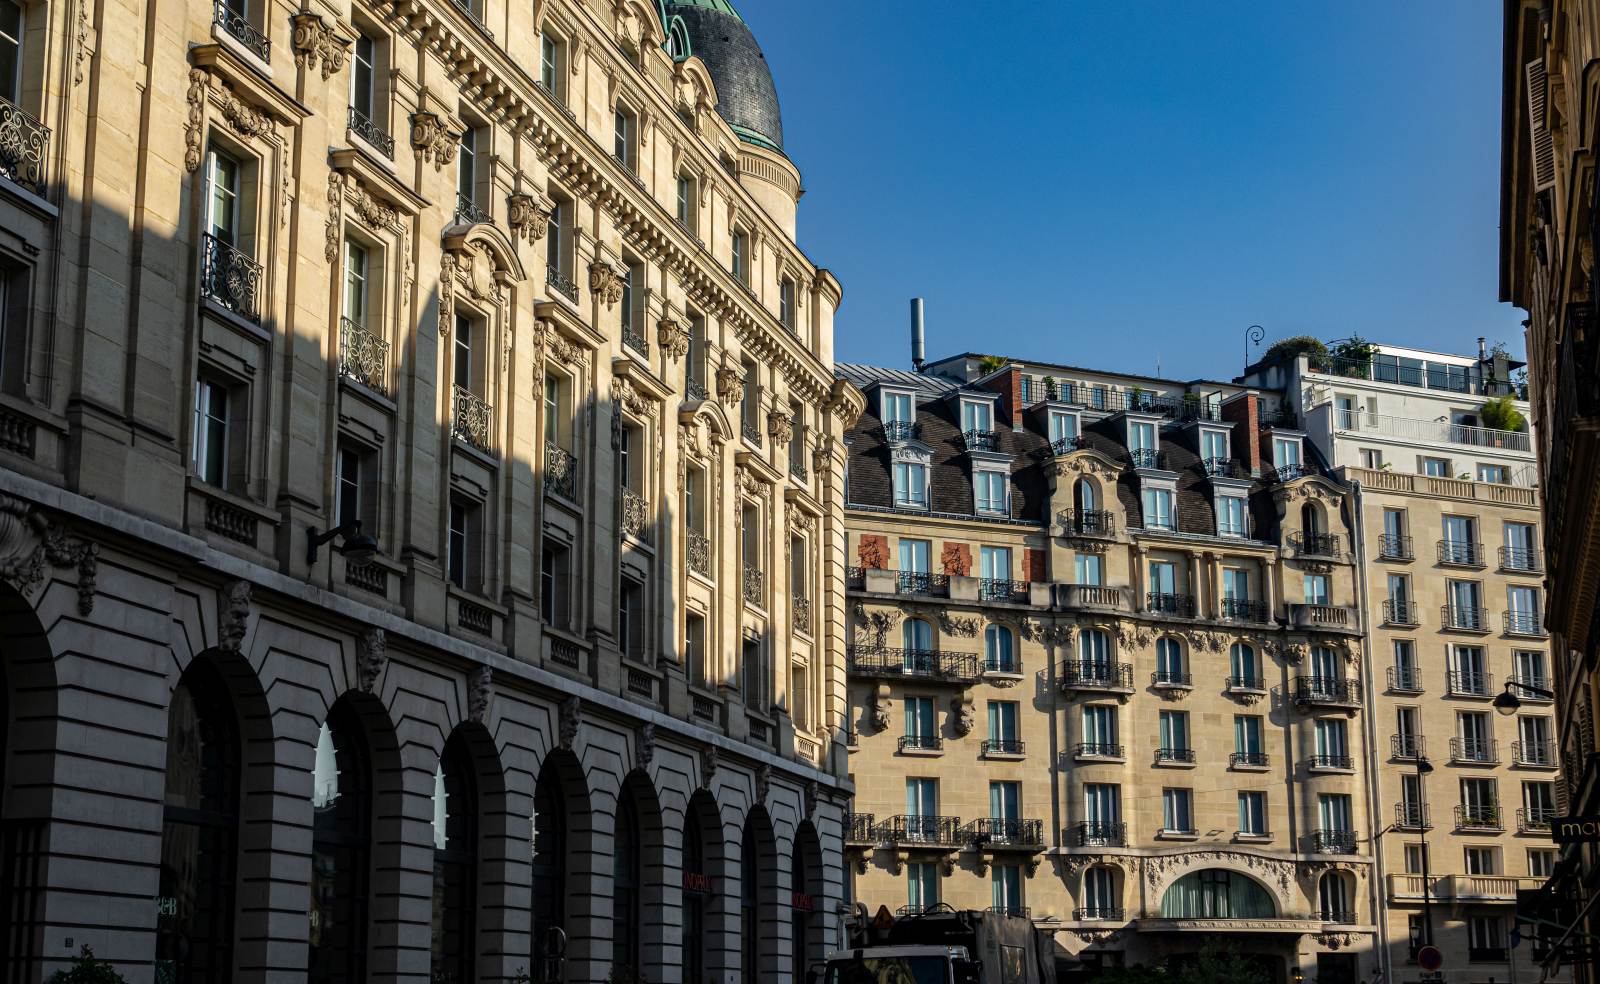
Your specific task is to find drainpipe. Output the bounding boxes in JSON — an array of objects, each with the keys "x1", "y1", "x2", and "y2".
[{"x1": 1351, "y1": 480, "x2": 1393, "y2": 983}]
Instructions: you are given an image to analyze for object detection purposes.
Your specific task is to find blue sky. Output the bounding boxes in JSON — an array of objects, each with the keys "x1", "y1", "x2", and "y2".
[{"x1": 742, "y1": 1, "x2": 1521, "y2": 379}]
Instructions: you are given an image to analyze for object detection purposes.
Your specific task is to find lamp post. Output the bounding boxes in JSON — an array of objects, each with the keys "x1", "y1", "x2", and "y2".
[
  {"x1": 1494, "y1": 678, "x2": 1558, "y2": 714},
  {"x1": 306, "y1": 520, "x2": 380, "y2": 568},
  {"x1": 1244, "y1": 325, "x2": 1265, "y2": 377},
  {"x1": 1416, "y1": 754, "x2": 1436, "y2": 949}
]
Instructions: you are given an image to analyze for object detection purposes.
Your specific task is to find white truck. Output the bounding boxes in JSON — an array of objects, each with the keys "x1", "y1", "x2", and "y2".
[{"x1": 819, "y1": 907, "x2": 1057, "y2": 984}]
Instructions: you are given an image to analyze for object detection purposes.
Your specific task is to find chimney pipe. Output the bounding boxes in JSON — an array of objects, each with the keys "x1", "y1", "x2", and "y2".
[
  {"x1": 1478, "y1": 337, "x2": 1488, "y2": 361},
  {"x1": 910, "y1": 298, "x2": 926, "y2": 371}
]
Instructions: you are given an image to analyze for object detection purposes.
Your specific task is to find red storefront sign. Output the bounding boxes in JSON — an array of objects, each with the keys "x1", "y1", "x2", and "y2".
[{"x1": 682, "y1": 871, "x2": 712, "y2": 894}]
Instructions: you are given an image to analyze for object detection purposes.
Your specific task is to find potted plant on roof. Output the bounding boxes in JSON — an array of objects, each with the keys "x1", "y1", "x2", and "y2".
[{"x1": 1478, "y1": 395, "x2": 1526, "y2": 445}]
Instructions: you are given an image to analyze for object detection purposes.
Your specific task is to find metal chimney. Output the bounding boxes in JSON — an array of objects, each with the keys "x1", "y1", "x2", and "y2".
[
  {"x1": 910, "y1": 298, "x2": 926, "y2": 371},
  {"x1": 1478, "y1": 337, "x2": 1488, "y2": 360}
]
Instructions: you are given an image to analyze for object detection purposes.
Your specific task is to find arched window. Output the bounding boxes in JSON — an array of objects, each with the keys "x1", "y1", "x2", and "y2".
[
  {"x1": 984, "y1": 624, "x2": 1015, "y2": 674},
  {"x1": 431, "y1": 733, "x2": 478, "y2": 984},
  {"x1": 1078, "y1": 629, "x2": 1110, "y2": 668},
  {"x1": 1302, "y1": 502, "x2": 1323, "y2": 536},
  {"x1": 1229, "y1": 643, "x2": 1258, "y2": 686},
  {"x1": 682, "y1": 804, "x2": 710, "y2": 984},
  {"x1": 1159, "y1": 869, "x2": 1275, "y2": 919},
  {"x1": 1318, "y1": 871, "x2": 1353, "y2": 922},
  {"x1": 531, "y1": 763, "x2": 568, "y2": 967},
  {"x1": 1075, "y1": 477, "x2": 1096, "y2": 513},
  {"x1": 309, "y1": 701, "x2": 372, "y2": 983},
  {"x1": 1081, "y1": 865, "x2": 1118, "y2": 919},
  {"x1": 157, "y1": 660, "x2": 241, "y2": 982},
  {"x1": 611, "y1": 786, "x2": 642, "y2": 973},
  {"x1": 1155, "y1": 637, "x2": 1185, "y2": 685},
  {"x1": 902, "y1": 618, "x2": 934, "y2": 674}
]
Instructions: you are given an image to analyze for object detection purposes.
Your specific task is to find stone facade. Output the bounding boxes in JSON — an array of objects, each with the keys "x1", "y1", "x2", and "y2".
[
  {"x1": 0, "y1": 0, "x2": 860, "y2": 980},
  {"x1": 839, "y1": 359, "x2": 1374, "y2": 982}
]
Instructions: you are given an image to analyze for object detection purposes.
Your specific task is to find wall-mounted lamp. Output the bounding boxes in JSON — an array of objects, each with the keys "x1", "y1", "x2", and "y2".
[
  {"x1": 1494, "y1": 678, "x2": 1556, "y2": 715},
  {"x1": 307, "y1": 520, "x2": 379, "y2": 568}
]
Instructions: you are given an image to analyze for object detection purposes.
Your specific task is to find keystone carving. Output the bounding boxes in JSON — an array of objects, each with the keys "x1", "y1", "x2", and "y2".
[
  {"x1": 870, "y1": 683, "x2": 891, "y2": 730},
  {"x1": 468, "y1": 665, "x2": 493, "y2": 723},
  {"x1": 804, "y1": 780, "x2": 819, "y2": 818},
  {"x1": 658, "y1": 318, "x2": 690, "y2": 360},
  {"x1": 755, "y1": 763, "x2": 771, "y2": 804},
  {"x1": 636, "y1": 723, "x2": 655, "y2": 769},
  {"x1": 558, "y1": 695, "x2": 581, "y2": 750},
  {"x1": 506, "y1": 192, "x2": 554, "y2": 244},
  {"x1": 217, "y1": 580, "x2": 251, "y2": 654},
  {"x1": 357, "y1": 628, "x2": 387, "y2": 693},
  {"x1": 410, "y1": 111, "x2": 459, "y2": 169},
  {"x1": 0, "y1": 493, "x2": 98, "y2": 616},
  {"x1": 950, "y1": 695, "x2": 975, "y2": 737},
  {"x1": 290, "y1": 12, "x2": 349, "y2": 80},
  {"x1": 589, "y1": 260, "x2": 625, "y2": 307},
  {"x1": 699, "y1": 744, "x2": 719, "y2": 790}
]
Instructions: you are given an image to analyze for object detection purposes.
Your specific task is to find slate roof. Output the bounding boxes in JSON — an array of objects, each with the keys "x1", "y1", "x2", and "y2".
[{"x1": 666, "y1": 0, "x2": 785, "y2": 152}]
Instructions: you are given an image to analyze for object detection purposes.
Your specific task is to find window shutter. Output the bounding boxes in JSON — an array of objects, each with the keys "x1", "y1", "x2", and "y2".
[{"x1": 1526, "y1": 59, "x2": 1557, "y2": 192}]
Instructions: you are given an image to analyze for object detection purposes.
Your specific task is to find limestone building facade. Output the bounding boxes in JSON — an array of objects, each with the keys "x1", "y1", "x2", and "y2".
[
  {"x1": 1247, "y1": 341, "x2": 1560, "y2": 984},
  {"x1": 840, "y1": 354, "x2": 1378, "y2": 984},
  {"x1": 0, "y1": 0, "x2": 861, "y2": 980},
  {"x1": 1501, "y1": 2, "x2": 1600, "y2": 979}
]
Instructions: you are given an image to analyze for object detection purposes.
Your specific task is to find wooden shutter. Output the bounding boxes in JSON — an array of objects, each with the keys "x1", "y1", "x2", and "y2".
[{"x1": 1526, "y1": 58, "x2": 1557, "y2": 192}]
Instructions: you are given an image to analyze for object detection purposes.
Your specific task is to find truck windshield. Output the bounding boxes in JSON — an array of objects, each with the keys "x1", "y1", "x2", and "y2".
[{"x1": 824, "y1": 956, "x2": 948, "y2": 984}]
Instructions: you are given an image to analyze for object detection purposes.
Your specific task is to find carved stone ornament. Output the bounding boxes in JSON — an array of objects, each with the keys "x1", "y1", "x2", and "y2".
[
  {"x1": 754, "y1": 763, "x2": 772, "y2": 804},
  {"x1": 217, "y1": 580, "x2": 252, "y2": 654},
  {"x1": 950, "y1": 695, "x2": 975, "y2": 737},
  {"x1": 1142, "y1": 849, "x2": 1297, "y2": 899},
  {"x1": 558, "y1": 695, "x2": 581, "y2": 750},
  {"x1": 1022, "y1": 618, "x2": 1074, "y2": 649},
  {"x1": 410, "y1": 111, "x2": 459, "y2": 170},
  {"x1": 537, "y1": 321, "x2": 587, "y2": 368},
  {"x1": 811, "y1": 434, "x2": 835, "y2": 472},
  {"x1": 658, "y1": 318, "x2": 690, "y2": 361},
  {"x1": 290, "y1": 12, "x2": 350, "y2": 81},
  {"x1": 0, "y1": 493, "x2": 98, "y2": 616},
  {"x1": 715, "y1": 363, "x2": 742, "y2": 403},
  {"x1": 506, "y1": 192, "x2": 554, "y2": 245},
  {"x1": 699, "y1": 744, "x2": 719, "y2": 790},
  {"x1": 870, "y1": 683, "x2": 891, "y2": 730},
  {"x1": 614, "y1": 375, "x2": 652, "y2": 418},
  {"x1": 853, "y1": 605, "x2": 903, "y2": 646},
  {"x1": 938, "y1": 611, "x2": 979, "y2": 638},
  {"x1": 467, "y1": 665, "x2": 493, "y2": 723},
  {"x1": 636, "y1": 723, "x2": 655, "y2": 769},
  {"x1": 1315, "y1": 932, "x2": 1359, "y2": 951},
  {"x1": 357, "y1": 627, "x2": 387, "y2": 693},
  {"x1": 804, "y1": 779, "x2": 819, "y2": 819},
  {"x1": 185, "y1": 69, "x2": 273, "y2": 171},
  {"x1": 767, "y1": 410, "x2": 794, "y2": 446},
  {"x1": 589, "y1": 260, "x2": 625, "y2": 307}
]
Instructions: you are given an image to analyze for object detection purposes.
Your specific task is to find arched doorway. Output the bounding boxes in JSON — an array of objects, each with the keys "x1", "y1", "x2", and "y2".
[
  {"x1": 156, "y1": 657, "x2": 242, "y2": 982},
  {"x1": 682, "y1": 790, "x2": 722, "y2": 984},
  {"x1": 533, "y1": 749, "x2": 589, "y2": 977},
  {"x1": 431, "y1": 731, "x2": 479, "y2": 984},
  {"x1": 791, "y1": 821, "x2": 825, "y2": 981},
  {"x1": 740, "y1": 807, "x2": 778, "y2": 984},
  {"x1": 612, "y1": 783, "x2": 642, "y2": 975},
  {"x1": 309, "y1": 699, "x2": 374, "y2": 983},
  {"x1": 0, "y1": 585, "x2": 55, "y2": 976}
]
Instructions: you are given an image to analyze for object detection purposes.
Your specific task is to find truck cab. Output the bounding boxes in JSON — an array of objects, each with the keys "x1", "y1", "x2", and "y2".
[{"x1": 820, "y1": 944, "x2": 979, "y2": 984}]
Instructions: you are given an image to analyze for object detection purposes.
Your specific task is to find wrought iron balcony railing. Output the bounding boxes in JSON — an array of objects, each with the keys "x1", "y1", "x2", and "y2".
[
  {"x1": 620, "y1": 488, "x2": 650, "y2": 543},
  {"x1": 1310, "y1": 829, "x2": 1357, "y2": 854},
  {"x1": 898, "y1": 734, "x2": 942, "y2": 753},
  {"x1": 1153, "y1": 669, "x2": 1192, "y2": 688},
  {"x1": 962, "y1": 428, "x2": 999, "y2": 452},
  {"x1": 740, "y1": 417, "x2": 763, "y2": 446},
  {"x1": 686, "y1": 528, "x2": 710, "y2": 576},
  {"x1": 981, "y1": 738, "x2": 1024, "y2": 756},
  {"x1": 1442, "y1": 605, "x2": 1491, "y2": 632},
  {"x1": 1058, "y1": 509, "x2": 1116, "y2": 537},
  {"x1": 1293, "y1": 676, "x2": 1361, "y2": 706},
  {"x1": 1394, "y1": 803, "x2": 1431, "y2": 830},
  {"x1": 1059, "y1": 660, "x2": 1134, "y2": 692},
  {"x1": 1438, "y1": 539, "x2": 1486, "y2": 567},
  {"x1": 1513, "y1": 739, "x2": 1557, "y2": 766},
  {"x1": 452, "y1": 386, "x2": 493, "y2": 453},
  {"x1": 846, "y1": 646, "x2": 980, "y2": 684},
  {"x1": 213, "y1": 0, "x2": 270, "y2": 60},
  {"x1": 1146, "y1": 592, "x2": 1195, "y2": 617},
  {"x1": 1500, "y1": 544, "x2": 1542, "y2": 572},
  {"x1": 347, "y1": 106, "x2": 394, "y2": 158},
  {"x1": 1131, "y1": 448, "x2": 1166, "y2": 470},
  {"x1": 1201, "y1": 456, "x2": 1242, "y2": 478},
  {"x1": 1383, "y1": 599, "x2": 1419, "y2": 626},
  {"x1": 1319, "y1": 910, "x2": 1358, "y2": 925},
  {"x1": 1391, "y1": 734, "x2": 1425, "y2": 760},
  {"x1": 1225, "y1": 676, "x2": 1266, "y2": 693},
  {"x1": 539, "y1": 440, "x2": 579, "y2": 498},
  {"x1": 844, "y1": 565, "x2": 865, "y2": 589},
  {"x1": 0, "y1": 98, "x2": 50, "y2": 196},
  {"x1": 882, "y1": 815, "x2": 963, "y2": 848},
  {"x1": 546, "y1": 266, "x2": 578, "y2": 303},
  {"x1": 1308, "y1": 753, "x2": 1354, "y2": 770},
  {"x1": 1446, "y1": 669, "x2": 1491, "y2": 696},
  {"x1": 742, "y1": 566, "x2": 763, "y2": 607},
  {"x1": 1075, "y1": 742, "x2": 1124, "y2": 759},
  {"x1": 1504, "y1": 611, "x2": 1547, "y2": 637},
  {"x1": 200, "y1": 232, "x2": 263, "y2": 322},
  {"x1": 882, "y1": 420, "x2": 920, "y2": 443},
  {"x1": 621, "y1": 318, "x2": 648, "y2": 358},
  {"x1": 792, "y1": 596, "x2": 812, "y2": 635},
  {"x1": 1270, "y1": 462, "x2": 1313, "y2": 483},
  {"x1": 1517, "y1": 807, "x2": 1556, "y2": 833},
  {"x1": 686, "y1": 375, "x2": 708, "y2": 401},
  {"x1": 978, "y1": 578, "x2": 1029, "y2": 602},
  {"x1": 1156, "y1": 747, "x2": 1196, "y2": 764},
  {"x1": 846, "y1": 812, "x2": 877, "y2": 844},
  {"x1": 1222, "y1": 598, "x2": 1269, "y2": 623},
  {"x1": 1050, "y1": 435, "x2": 1084, "y2": 455},
  {"x1": 1509, "y1": 673, "x2": 1553, "y2": 699},
  {"x1": 1072, "y1": 821, "x2": 1125, "y2": 848},
  {"x1": 1449, "y1": 737, "x2": 1498, "y2": 764},
  {"x1": 1378, "y1": 534, "x2": 1413, "y2": 560},
  {"x1": 1387, "y1": 665, "x2": 1424, "y2": 693},
  {"x1": 338, "y1": 317, "x2": 389, "y2": 393},
  {"x1": 1454, "y1": 805, "x2": 1503, "y2": 831},
  {"x1": 454, "y1": 191, "x2": 493, "y2": 227},
  {"x1": 896, "y1": 571, "x2": 950, "y2": 597},
  {"x1": 983, "y1": 653, "x2": 1020, "y2": 675},
  {"x1": 1293, "y1": 532, "x2": 1342, "y2": 557},
  {"x1": 1229, "y1": 750, "x2": 1269, "y2": 767},
  {"x1": 965, "y1": 818, "x2": 1045, "y2": 849},
  {"x1": 1073, "y1": 906, "x2": 1124, "y2": 921}
]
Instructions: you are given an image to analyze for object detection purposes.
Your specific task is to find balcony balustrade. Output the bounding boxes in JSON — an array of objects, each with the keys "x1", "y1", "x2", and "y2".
[
  {"x1": 1225, "y1": 676, "x2": 1266, "y2": 693},
  {"x1": 1293, "y1": 676, "x2": 1362, "y2": 707},
  {"x1": 1131, "y1": 448, "x2": 1167, "y2": 470},
  {"x1": 1442, "y1": 605, "x2": 1491, "y2": 632},
  {"x1": 1500, "y1": 545, "x2": 1542, "y2": 572},
  {"x1": 1072, "y1": 821, "x2": 1126, "y2": 847},
  {"x1": 897, "y1": 571, "x2": 950, "y2": 597},
  {"x1": 846, "y1": 813, "x2": 877, "y2": 845},
  {"x1": 792, "y1": 596, "x2": 812, "y2": 635},
  {"x1": 1394, "y1": 803, "x2": 1431, "y2": 830},
  {"x1": 1438, "y1": 539, "x2": 1486, "y2": 567},
  {"x1": 1059, "y1": 660, "x2": 1134, "y2": 693},
  {"x1": 882, "y1": 815, "x2": 963, "y2": 848},
  {"x1": 1391, "y1": 734, "x2": 1425, "y2": 760},
  {"x1": 1058, "y1": 509, "x2": 1116, "y2": 537},
  {"x1": 200, "y1": 232, "x2": 263, "y2": 323},
  {"x1": 622, "y1": 319, "x2": 649, "y2": 357},
  {"x1": 338, "y1": 317, "x2": 389, "y2": 393},
  {"x1": 686, "y1": 376, "x2": 708, "y2": 401},
  {"x1": 454, "y1": 192, "x2": 493, "y2": 227},
  {"x1": 882, "y1": 420, "x2": 921, "y2": 443},
  {"x1": 1074, "y1": 742, "x2": 1124, "y2": 760},
  {"x1": 347, "y1": 106, "x2": 394, "y2": 158},
  {"x1": 962, "y1": 428, "x2": 999, "y2": 452},
  {"x1": 1153, "y1": 669, "x2": 1192, "y2": 688},
  {"x1": 1289, "y1": 603, "x2": 1358, "y2": 631},
  {"x1": 1512, "y1": 739, "x2": 1557, "y2": 767},
  {"x1": 898, "y1": 734, "x2": 942, "y2": 754},
  {"x1": 978, "y1": 578, "x2": 1029, "y2": 602},
  {"x1": 1517, "y1": 807, "x2": 1556, "y2": 833},
  {"x1": 1504, "y1": 611, "x2": 1547, "y2": 637},
  {"x1": 1073, "y1": 907, "x2": 1124, "y2": 921},
  {"x1": 1449, "y1": 737, "x2": 1499, "y2": 764},
  {"x1": 1509, "y1": 673, "x2": 1553, "y2": 700},
  {"x1": 0, "y1": 98, "x2": 50, "y2": 196},
  {"x1": 1293, "y1": 532, "x2": 1342, "y2": 557},
  {"x1": 965, "y1": 818, "x2": 1045, "y2": 849},
  {"x1": 1201, "y1": 456, "x2": 1242, "y2": 479},
  {"x1": 981, "y1": 738, "x2": 1025, "y2": 756},
  {"x1": 1310, "y1": 829, "x2": 1357, "y2": 854},
  {"x1": 1221, "y1": 598, "x2": 1269, "y2": 623},
  {"x1": 620, "y1": 488, "x2": 650, "y2": 543},
  {"x1": 1454, "y1": 805, "x2": 1503, "y2": 831},
  {"x1": 742, "y1": 566, "x2": 763, "y2": 607},
  {"x1": 213, "y1": 0, "x2": 270, "y2": 59},
  {"x1": 546, "y1": 266, "x2": 578, "y2": 303},
  {"x1": 1050, "y1": 435, "x2": 1085, "y2": 455},
  {"x1": 544, "y1": 442, "x2": 577, "y2": 499},
  {"x1": 1146, "y1": 592, "x2": 1195, "y2": 617},
  {"x1": 686, "y1": 529, "x2": 710, "y2": 576},
  {"x1": 1387, "y1": 665, "x2": 1423, "y2": 693},
  {"x1": 1378, "y1": 534, "x2": 1414, "y2": 560},
  {"x1": 452, "y1": 386, "x2": 493, "y2": 453},
  {"x1": 1383, "y1": 599, "x2": 1419, "y2": 626},
  {"x1": 1319, "y1": 910, "x2": 1358, "y2": 925},
  {"x1": 844, "y1": 565, "x2": 865, "y2": 589},
  {"x1": 1446, "y1": 669, "x2": 1491, "y2": 697},
  {"x1": 847, "y1": 646, "x2": 980, "y2": 684},
  {"x1": 1271, "y1": 462, "x2": 1313, "y2": 483},
  {"x1": 1229, "y1": 751, "x2": 1269, "y2": 767},
  {"x1": 1308, "y1": 753, "x2": 1354, "y2": 770},
  {"x1": 1156, "y1": 747, "x2": 1196, "y2": 764}
]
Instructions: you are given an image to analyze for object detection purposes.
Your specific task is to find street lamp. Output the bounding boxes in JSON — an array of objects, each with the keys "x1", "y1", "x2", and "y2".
[
  {"x1": 1494, "y1": 679, "x2": 1557, "y2": 715},
  {"x1": 306, "y1": 520, "x2": 379, "y2": 568},
  {"x1": 1416, "y1": 755, "x2": 1436, "y2": 949},
  {"x1": 1244, "y1": 325, "x2": 1266, "y2": 376}
]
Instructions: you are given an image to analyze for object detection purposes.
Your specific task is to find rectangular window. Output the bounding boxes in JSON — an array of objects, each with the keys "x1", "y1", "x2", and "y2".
[
  {"x1": 543, "y1": 372, "x2": 565, "y2": 447},
  {"x1": 453, "y1": 313, "x2": 481, "y2": 394},
  {"x1": 1074, "y1": 552, "x2": 1103, "y2": 586},
  {"x1": 1201, "y1": 429, "x2": 1229, "y2": 461},
  {"x1": 620, "y1": 259, "x2": 642, "y2": 339},
  {"x1": 1477, "y1": 463, "x2": 1509, "y2": 484},
  {"x1": 1223, "y1": 568, "x2": 1249, "y2": 601},
  {"x1": 898, "y1": 539, "x2": 930, "y2": 574},
  {"x1": 1303, "y1": 573, "x2": 1330, "y2": 605},
  {"x1": 975, "y1": 471, "x2": 1007, "y2": 514},
  {"x1": 904, "y1": 696, "x2": 935, "y2": 740},
  {"x1": 1404, "y1": 844, "x2": 1427, "y2": 875},
  {"x1": 0, "y1": 0, "x2": 21, "y2": 104},
  {"x1": 1237, "y1": 792, "x2": 1266, "y2": 835},
  {"x1": 540, "y1": 543, "x2": 569, "y2": 627},
  {"x1": 1158, "y1": 710, "x2": 1188, "y2": 755},
  {"x1": 1147, "y1": 560, "x2": 1176, "y2": 597},
  {"x1": 193, "y1": 376, "x2": 233, "y2": 488},
  {"x1": 1081, "y1": 705, "x2": 1118, "y2": 748},
  {"x1": 987, "y1": 701, "x2": 1018, "y2": 743},
  {"x1": 448, "y1": 498, "x2": 483, "y2": 592},
  {"x1": 343, "y1": 238, "x2": 369, "y2": 325},
  {"x1": 545, "y1": 198, "x2": 566, "y2": 277},
  {"x1": 684, "y1": 611, "x2": 705, "y2": 685},
  {"x1": 989, "y1": 781, "x2": 1019, "y2": 821},
  {"x1": 991, "y1": 865, "x2": 1021, "y2": 914},
  {"x1": 613, "y1": 107, "x2": 635, "y2": 169},
  {"x1": 335, "y1": 442, "x2": 377, "y2": 532},
  {"x1": 1217, "y1": 496, "x2": 1246, "y2": 537},
  {"x1": 1048, "y1": 411, "x2": 1078, "y2": 444},
  {"x1": 1315, "y1": 718, "x2": 1348, "y2": 760},
  {"x1": 731, "y1": 229, "x2": 749, "y2": 283},
  {"x1": 1162, "y1": 788, "x2": 1193, "y2": 833},
  {"x1": 907, "y1": 861, "x2": 938, "y2": 911},
  {"x1": 883, "y1": 392, "x2": 913, "y2": 423},
  {"x1": 1529, "y1": 849, "x2": 1556, "y2": 878},
  {"x1": 1422, "y1": 456, "x2": 1451, "y2": 477},
  {"x1": 893, "y1": 462, "x2": 928, "y2": 508},
  {"x1": 676, "y1": 173, "x2": 695, "y2": 228},
  {"x1": 1129, "y1": 420, "x2": 1156, "y2": 451},
  {"x1": 1141, "y1": 488, "x2": 1173, "y2": 529},
  {"x1": 905, "y1": 777, "x2": 938, "y2": 817},
  {"x1": 539, "y1": 31, "x2": 563, "y2": 97},
  {"x1": 0, "y1": 259, "x2": 27, "y2": 396},
  {"x1": 979, "y1": 546, "x2": 1010, "y2": 581},
  {"x1": 1084, "y1": 783, "x2": 1120, "y2": 826},
  {"x1": 205, "y1": 147, "x2": 241, "y2": 245},
  {"x1": 1359, "y1": 448, "x2": 1383, "y2": 469},
  {"x1": 961, "y1": 401, "x2": 993, "y2": 434},
  {"x1": 619, "y1": 576, "x2": 644, "y2": 661},
  {"x1": 1273, "y1": 437, "x2": 1301, "y2": 468},
  {"x1": 779, "y1": 277, "x2": 796, "y2": 330},
  {"x1": 350, "y1": 34, "x2": 376, "y2": 120},
  {"x1": 1318, "y1": 793, "x2": 1352, "y2": 833},
  {"x1": 457, "y1": 127, "x2": 477, "y2": 203},
  {"x1": 1465, "y1": 846, "x2": 1499, "y2": 875},
  {"x1": 741, "y1": 636, "x2": 763, "y2": 710}
]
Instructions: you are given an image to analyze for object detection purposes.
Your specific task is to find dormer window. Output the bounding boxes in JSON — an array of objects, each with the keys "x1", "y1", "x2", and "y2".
[
  {"x1": 1217, "y1": 495, "x2": 1247, "y2": 538},
  {"x1": 893, "y1": 460, "x2": 928, "y2": 509},
  {"x1": 1048, "y1": 411, "x2": 1079, "y2": 453},
  {"x1": 1200, "y1": 428, "x2": 1229, "y2": 464},
  {"x1": 1142, "y1": 487, "x2": 1174, "y2": 530},
  {"x1": 975, "y1": 468, "x2": 1008, "y2": 516},
  {"x1": 1128, "y1": 419, "x2": 1160, "y2": 470},
  {"x1": 960, "y1": 399, "x2": 997, "y2": 452},
  {"x1": 882, "y1": 390, "x2": 916, "y2": 442},
  {"x1": 1273, "y1": 436, "x2": 1304, "y2": 478}
]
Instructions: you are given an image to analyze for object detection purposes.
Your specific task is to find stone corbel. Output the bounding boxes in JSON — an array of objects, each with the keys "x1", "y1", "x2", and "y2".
[
  {"x1": 768, "y1": 409, "x2": 794, "y2": 446},
  {"x1": 410, "y1": 111, "x2": 460, "y2": 170},
  {"x1": 869, "y1": 682, "x2": 891, "y2": 731},
  {"x1": 589, "y1": 259, "x2": 625, "y2": 307},
  {"x1": 290, "y1": 11, "x2": 350, "y2": 81},
  {"x1": 658, "y1": 316, "x2": 690, "y2": 361},
  {"x1": 506, "y1": 191, "x2": 555, "y2": 245},
  {"x1": 715, "y1": 362, "x2": 743, "y2": 403},
  {"x1": 950, "y1": 694, "x2": 974, "y2": 737}
]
